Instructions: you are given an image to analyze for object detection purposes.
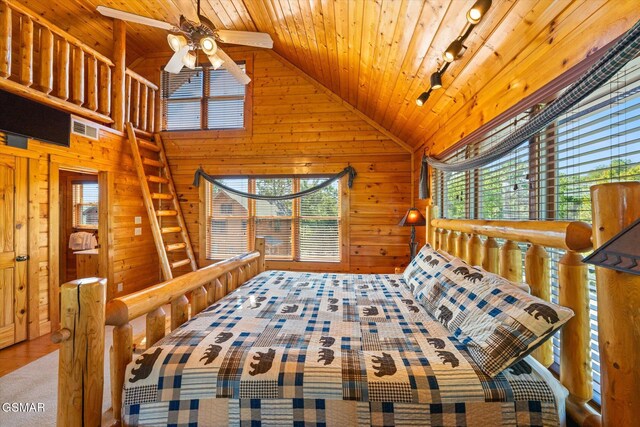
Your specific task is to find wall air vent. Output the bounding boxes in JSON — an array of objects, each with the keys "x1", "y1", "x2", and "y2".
[{"x1": 71, "y1": 119, "x2": 99, "y2": 140}]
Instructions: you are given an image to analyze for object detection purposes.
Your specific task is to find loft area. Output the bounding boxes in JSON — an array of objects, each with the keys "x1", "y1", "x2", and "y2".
[{"x1": 0, "y1": 1, "x2": 639, "y2": 427}]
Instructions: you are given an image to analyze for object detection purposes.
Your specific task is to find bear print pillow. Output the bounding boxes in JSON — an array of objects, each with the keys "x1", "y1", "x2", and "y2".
[
  {"x1": 418, "y1": 256, "x2": 574, "y2": 377},
  {"x1": 402, "y1": 244, "x2": 448, "y2": 294}
]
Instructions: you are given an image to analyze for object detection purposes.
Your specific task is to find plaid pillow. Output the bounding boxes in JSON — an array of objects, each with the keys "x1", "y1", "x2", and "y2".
[
  {"x1": 402, "y1": 244, "x2": 448, "y2": 296},
  {"x1": 415, "y1": 256, "x2": 573, "y2": 377}
]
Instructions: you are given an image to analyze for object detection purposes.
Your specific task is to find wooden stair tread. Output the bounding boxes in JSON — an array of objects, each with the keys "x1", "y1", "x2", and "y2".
[
  {"x1": 161, "y1": 226, "x2": 182, "y2": 234},
  {"x1": 147, "y1": 175, "x2": 169, "y2": 184},
  {"x1": 142, "y1": 157, "x2": 163, "y2": 168},
  {"x1": 171, "y1": 259, "x2": 192, "y2": 269},
  {"x1": 138, "y1": 140, "x2": 161, "y2": 152},
  {"x1": 151, "y1": 192, "x2": 173, "y2": 200},
  {"x1": 156, "y1": 210, "x2": 177, "y2": 217},
  {"x1": 166, "y1": 242, "x2": 187, "y2": 252}
]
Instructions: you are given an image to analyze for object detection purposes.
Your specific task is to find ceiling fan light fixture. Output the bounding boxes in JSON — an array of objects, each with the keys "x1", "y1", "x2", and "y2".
[
  {"x1": 467, "y1": 0, "x2": 492, "y2": 24},
  {"x1": 200, "y1": 36, "x2": 218, "y2": 55},
  {"x1": 207, "y1": 53, "x2": 225, "y2": 70},
  {"x1": 182, "y1": 50, "x2": 197, "y2": 69},
  {"x1": 167, "y1": 34, "x2": 188, "y2": 52}
]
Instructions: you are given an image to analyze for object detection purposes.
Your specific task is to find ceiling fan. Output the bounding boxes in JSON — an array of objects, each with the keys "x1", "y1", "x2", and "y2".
[{"x1": 96, "y1": 0, "x2": 273, "y2": 85}]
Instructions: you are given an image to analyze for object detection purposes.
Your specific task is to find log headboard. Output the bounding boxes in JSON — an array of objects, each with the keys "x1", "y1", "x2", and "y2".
[{"x1": 425, "y1": 182, "x2": 640, "y2": 427}]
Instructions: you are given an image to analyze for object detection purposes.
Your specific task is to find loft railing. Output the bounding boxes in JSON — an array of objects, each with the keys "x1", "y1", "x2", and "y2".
[{"x1": 0, "y1": 0, "x2": 157, "y2": 133}]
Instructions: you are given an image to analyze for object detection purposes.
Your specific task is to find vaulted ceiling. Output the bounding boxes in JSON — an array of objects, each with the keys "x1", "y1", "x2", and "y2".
[{"x1": 19, "y1": 0, "x2": 640, "y2": 152}]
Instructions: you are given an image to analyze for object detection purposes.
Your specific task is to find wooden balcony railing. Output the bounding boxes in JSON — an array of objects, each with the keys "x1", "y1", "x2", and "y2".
[
  {"x1": 125, "y1": 69, "x2": 158, "y2": 135},
  {"x1": 0, "y1": 0, "x2": 158, "y2": 133}
]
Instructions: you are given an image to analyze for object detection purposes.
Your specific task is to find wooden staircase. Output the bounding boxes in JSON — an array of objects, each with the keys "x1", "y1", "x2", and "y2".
[{"x1": 126, "y1": 123, "x2": 197, "y2": 280}]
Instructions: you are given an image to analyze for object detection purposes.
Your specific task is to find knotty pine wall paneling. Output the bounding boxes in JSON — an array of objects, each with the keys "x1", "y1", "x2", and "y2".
[{"x1": 133, "y1": 48, "x2": 413, "y2": 274}]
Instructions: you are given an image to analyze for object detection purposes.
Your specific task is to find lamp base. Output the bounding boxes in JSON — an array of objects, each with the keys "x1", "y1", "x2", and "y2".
[{"x1": 409, "y1": 241, "x2": 418, "y2": 260}]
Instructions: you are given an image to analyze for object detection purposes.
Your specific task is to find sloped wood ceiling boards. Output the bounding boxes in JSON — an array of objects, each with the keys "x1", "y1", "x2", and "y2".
[{"x1": 17, "y1": 0, "x2": 640, "y2": 155}]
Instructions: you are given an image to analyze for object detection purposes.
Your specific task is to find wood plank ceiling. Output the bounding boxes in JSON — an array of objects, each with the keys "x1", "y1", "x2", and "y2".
[{"x1": 17, "y1": 0, "x2": 640, "y2": 152}]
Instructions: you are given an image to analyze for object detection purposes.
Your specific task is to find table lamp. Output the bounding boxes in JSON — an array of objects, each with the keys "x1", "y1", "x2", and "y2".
[{"x1": 399, "y1": 207, "x2": 426, "y2": 260}]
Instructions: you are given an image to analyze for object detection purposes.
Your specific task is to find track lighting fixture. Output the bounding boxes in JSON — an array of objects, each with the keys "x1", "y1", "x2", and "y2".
[
  {"x1": 444, "y1": 39, "x2": 463, "y2": 62},
  {"x1": 467, "y1": 0, "x2": 492, "y2": 24},
  {"x1": 430, "y1": 72, "x2": 442, "y2": 90},
  {"x1": 416, "y1": 91, "x2": 431, "y2": 106},
  {"x1": 200, "y1": 36, "x2": 218, "y2": 55},
  {"x1": 167, "y1": 34, "x2": 188, "y2": 52},
  {"x1": 416, "y1": 0, "x2": 491, "y2": 107}
]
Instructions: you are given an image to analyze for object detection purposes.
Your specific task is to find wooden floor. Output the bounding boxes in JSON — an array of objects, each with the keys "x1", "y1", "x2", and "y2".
[{"x1": 0, "y1": 334, "x2": 59, "y2": 377}]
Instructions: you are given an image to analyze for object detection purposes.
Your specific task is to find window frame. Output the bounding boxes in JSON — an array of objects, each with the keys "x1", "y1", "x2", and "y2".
[
  {"x1": 199, "y1": 174, "x2": 349, "y2": 272},
  {"x1": 71, "y1": 180, "x2": 99, "y2": 230},
  {"x1": 161, "y1": 52, "x2": 253, "y2": 138}
]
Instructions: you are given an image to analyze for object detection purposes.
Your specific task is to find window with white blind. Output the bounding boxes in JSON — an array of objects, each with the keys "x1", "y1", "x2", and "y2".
[
  {"x1": 72, "y1": 182, "x2": 99, "y2": 228},
  {"x1": 204, "y1": 177, "x2": 342, "y2": 263},
  {"x1": 161, "y1": 64, "x2": 246, "y2": 131},
  {"x1": 431, "y1": 54, "x2": 640, "y2": 405}
]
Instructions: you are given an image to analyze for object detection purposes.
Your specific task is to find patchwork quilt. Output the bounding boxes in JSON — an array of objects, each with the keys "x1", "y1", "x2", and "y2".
[{"x1": 122, "y1": 271, "x2": 561, "y2": 426}]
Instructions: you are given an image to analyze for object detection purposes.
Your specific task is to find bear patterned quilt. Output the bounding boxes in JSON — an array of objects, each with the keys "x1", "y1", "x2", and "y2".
[{"x1": 122, "y1": 270, "x2": 561, "y2": 426}]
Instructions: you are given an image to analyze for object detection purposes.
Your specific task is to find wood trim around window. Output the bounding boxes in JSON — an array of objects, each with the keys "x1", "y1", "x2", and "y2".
[
  {"x1": 161, "y1": 51, "x2": 253, "y2": 139},
  {"x1": 198, "y1": 175, "x2": 350, "y2": 272}
]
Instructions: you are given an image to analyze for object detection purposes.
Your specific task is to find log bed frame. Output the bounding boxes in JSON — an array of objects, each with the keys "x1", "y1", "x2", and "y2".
[{"x1": 52, "y1": 182, "x2": 640, "y2": 427}]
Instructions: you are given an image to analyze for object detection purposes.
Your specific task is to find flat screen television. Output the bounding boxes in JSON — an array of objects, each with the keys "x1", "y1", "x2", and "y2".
[{"x1": 0, "y1": 89, "x2": 71, "y2": 147}]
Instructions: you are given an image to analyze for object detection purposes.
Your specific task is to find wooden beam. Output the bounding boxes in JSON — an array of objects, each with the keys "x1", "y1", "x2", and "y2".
[
  {"x1": 98, "y1": 171, "x2": 114, "y2": 300},
  {"x1": 27, "y1": 157, "x2": 40, "y2": 339},
  {"x1": 113, "y1": 20, "x2": 126, "y2": 132},
  {"x1": 48, "y1": 162, "x2": 60, "y2": 329}
]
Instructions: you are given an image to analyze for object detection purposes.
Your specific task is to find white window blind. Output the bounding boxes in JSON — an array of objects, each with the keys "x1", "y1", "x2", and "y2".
[
  {"x1": 205, "y1": 177, "x2": 342, "y2": 263},
  {"x1": 432, "y1": 54, "x2": 640, "y2": 406},
  {"x1": 162, "y1": 64, "x2": 246, "y2": 131},
  {"x1": 72, "y1": 182, "x2": 99, "y2": 228}
]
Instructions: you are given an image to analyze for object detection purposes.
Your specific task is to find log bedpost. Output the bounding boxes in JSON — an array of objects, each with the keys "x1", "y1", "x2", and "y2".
[
  {"x1": 525, "y1": 244, "x2": 553, "y2": 367},
  {"x1": 499, "y1": 240, "x2": 522, "y2": 282},
  {"x1": 55, "y1": 278, "x2": 106, "y2": 427},
  {"x1": 482, "y1": 237, "x2": 499, "y2": 273},
  {"x1": 425, "y1": 202, "x2": 433, "y2": 245},
  {"x1": 467, "y1": 234, "x2": 482, "y2": 266},
  {"x1": 112, "y1": 19, "x2": 126, "y2": 131},
  {"x1": 256, "y1": 237, "x2": 266, "y2": 273},
  {"x1": 111, "y1": 323, "x2": 132, "y2": 424},
  {"x1": 591, "y1": 182, "x2": 640, "y2": 426}
]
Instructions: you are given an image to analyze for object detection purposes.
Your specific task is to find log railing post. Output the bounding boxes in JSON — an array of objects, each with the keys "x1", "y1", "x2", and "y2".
[
  {"x1": 148, "y1": 88, "x2": 156, "y2": 132},
  {"x1": 499, "y1": 240, "x2": 522, "y2": 283},
  {"x1": 482, "y1": 237, "x2": 499, "y2": 273},
  {"x1": 131, "y1": 79, "x2": 140, "y2": 128},
  {"x1": 140, "y1": 83, "x2": 148, "y2": 131},
  {"x1": 171, "y1": 294, "x2": 189, "y2": 330},
  {"x1": 558, "y1": 251, "x2": 592, "y2": 401},
  {"x1": 112, "y1": 19, "x2": 126, "y2": 131},
  {"x1": 459, "y1": 232, "x2": 469, "y2": 261},
  {"x1": 525, "y1": 244, "x2": 553, "y2": 367},
  {"x1": 98, "y1": 62, "x2": 111, "y2": 115},
  {"x1": 125, "y1": 73, "x2": 132, "y2": 123},
  {"x1": 146, "y1": 306, "x2": 166, "y2": 348},
  {"x1": 71, "y1": 46, "x2": 84, "y2": 105},
  {"x1": 256, "y1": 237, "x2": 266, "y2": 273},
  {"x1": 447, "y1": 231, "x2": 457, "y2": 256},
  {"x1": 111, "y1": 323, "x2": 132, "y2": 424},
  {"x1": 38, "y1": 27, "x2": 54, "y2": 94},
  {"x1": 56, "y1": 278, "x2": 105, "y2": 427},
  {"x1": 214, "y1": 277, "x2": 225, "y2": 302},
  {"x1": 0, "y1": 0, "x2": 11, "y2": 78},
  {"x1": 86, "y1": 55, "x2": 98, "y2": 111},
  {"x1": 591, "y1": 182, "x2": 640, "y2": 426},
  {"x1": 467, "y1": 234, "x2": 482, "y2": 266},
  {"x1": 19, "y1": 15, "x2": 33, "y2": 87},
  {"x1": 56, "y1": 39, "x2": 69, "y2": 100}
]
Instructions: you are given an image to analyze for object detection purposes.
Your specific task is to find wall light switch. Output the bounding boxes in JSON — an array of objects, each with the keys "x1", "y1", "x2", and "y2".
[
  {"x1": 117, "y1": 282, "x2": 123, "y2": 292},
  {"x1": 134, "y1": 216, "x2": 142, "y2": 224},
  {"x1": 134, "y1": 227, "x2": 142, "y2": 236}
]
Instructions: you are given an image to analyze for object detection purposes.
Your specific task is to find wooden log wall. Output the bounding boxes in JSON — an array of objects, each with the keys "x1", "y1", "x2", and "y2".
[
  {"x1": 133, "y1": 48, "x2": 413, "y2": 274},
  {"x1": 0, "y1": 124, "x2": 159, "y2": 339}
]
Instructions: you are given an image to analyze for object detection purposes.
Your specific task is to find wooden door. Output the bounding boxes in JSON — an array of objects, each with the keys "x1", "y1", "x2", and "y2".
[{"x1": 0, "y1": 154, "x2": 28, "y2": 349}]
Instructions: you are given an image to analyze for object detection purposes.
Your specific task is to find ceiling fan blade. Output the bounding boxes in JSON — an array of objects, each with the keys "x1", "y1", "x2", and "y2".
[
  {"x1": 165, "y1": 46, "x2": 190, "y2": 74},
  {"x1": 215, "y1": 30, "x2": 273, "y2": 49},
  {"x1": 97, "y1": 6, "x2": 175, "y2": 30},
  {"x1": 174, "y1": 0, "x2": 200, "y2": 23},
  {"x1": 216, "y1": 49, "x2": 251, "y2": 85}
]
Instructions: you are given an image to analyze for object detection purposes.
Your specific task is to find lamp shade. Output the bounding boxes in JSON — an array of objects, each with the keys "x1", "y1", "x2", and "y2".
[{"x1": 398, "y1": 208, "x2": 426, "y2": 226}]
